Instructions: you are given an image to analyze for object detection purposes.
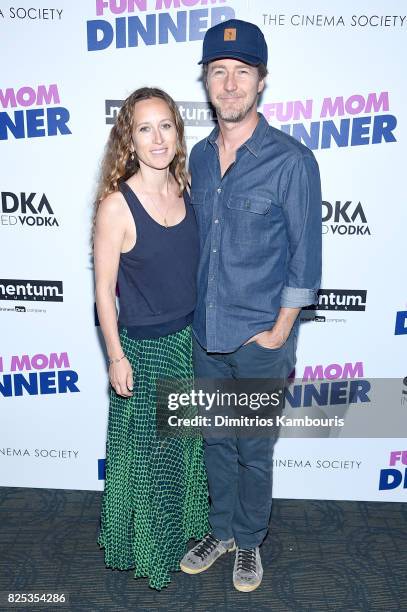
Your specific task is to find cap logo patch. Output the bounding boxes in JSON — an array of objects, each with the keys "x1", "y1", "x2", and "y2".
[{"x1": 224, "y1": 28, "x2": 237, "y2": 41}]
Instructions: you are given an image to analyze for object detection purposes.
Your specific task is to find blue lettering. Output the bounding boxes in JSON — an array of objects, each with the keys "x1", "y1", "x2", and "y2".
[
  {"x1": 87, "y1": 7, "x2": 236, "y2": 52},
  {"x1": 280, "y1": 124, "x2": 291, "y2": 135},
  {"x1": 395, "y1": 311, "x2": 407, "y2": 335},
  {"x1": 379, "y1": 468, "x2": 403, "y2": 490},
  {"x1": 372, "y1": 114, "x2": 397, "y2": 144},
  {"x1": 39, "y1": 371, "x2": 57, "y2": 394},
  {"x1": 46, "y1": 108, "x2": 71, "y2": 136},
  {"x1": 0, "y1": 110, "x2": 25, "y2": 139},
  {"x1": 87, "y1": 19, "x2": 113, "y2": 51},
  {"x1": 286, "y1": 380, "x2": 371, "y2": 408},
  {"x1": 0, "y1": 108, "x2": 71, "y2": 140},
  {"x1": 303, "y1": 382, "x2": 329, "y2": 407},
  {"x1": 0, "y1": 370, "x2": 79, "y2": 396},
  {"x1": 291, "y1": 121, "x2": 320, "y2": 150},
  {"x1": 321, "y1": 119, "x2": 350, "y2": 148},
  {"x1": 285, "y1": 384, "x2": 303, "y2": 408},
  {"x1": 189, "y1": 8, "x2": 208, "y2": 40},
  {"x1": 98, "y1": 458, "x2": 106, "y2": 480},
  {"x1": 116, "y1": 16, "x2": 127, "y2": 48},
  {"x1": 279, "y1": 116, "x2": 398, "y2": 150},
  {"x1": 350, "y1": 116, "x2": 371, "y2": 146},
  {"x1": 348, "y1": 379, "x2": 371, "y2": 403},
  {"x1": 159, "y1": 11, "x2": 186, "y2": 43},
  {"x1": 26, "y1": 109, "x2": 46, "y2": 138},
  {"x1": 0, "y1": 375, "x2": 13, "y2": 397},
  {"x1": 128, "y1": 14, "x2": 156, "y2": 46},
  {"x1": 58, "y1": 370, "x2": 80, "y2": 393},
  {"x1": 330, "y1": 381, "x2": 348, "y2": 404},
  {"x1": 14, "y1": 373, "x2": 38, "y2": 396}
]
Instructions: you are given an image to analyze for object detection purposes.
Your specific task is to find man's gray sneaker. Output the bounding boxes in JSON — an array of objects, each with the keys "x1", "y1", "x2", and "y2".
[
  {"x1": 233, "y1": 546, "x2": 263, "y2": 592},
  {"x1": 180, "y1": 533, "x2": 236, "y2": 574}
]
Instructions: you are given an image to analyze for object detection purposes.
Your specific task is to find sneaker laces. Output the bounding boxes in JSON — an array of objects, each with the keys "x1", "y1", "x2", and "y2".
[
  {"x1": 236, "y1": 548, "x2": 257, "y2": 573},
  {"x1": 193, "y1": 534, "x2": 221, "y2": 560}
]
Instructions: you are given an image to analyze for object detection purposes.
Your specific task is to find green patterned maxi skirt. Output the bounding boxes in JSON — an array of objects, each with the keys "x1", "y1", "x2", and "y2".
[{"x1": 98, "y1": 325, "x2": 209, "y2": 590}]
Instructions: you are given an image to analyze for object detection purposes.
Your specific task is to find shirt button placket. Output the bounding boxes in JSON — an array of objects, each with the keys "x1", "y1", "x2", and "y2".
[{"x1": 206, "y1": 185, "x2": 223, "y2": 350}]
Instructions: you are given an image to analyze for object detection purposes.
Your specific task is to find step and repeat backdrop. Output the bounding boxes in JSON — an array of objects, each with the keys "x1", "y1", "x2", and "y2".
[{"x1": 1, "y1": 0, "x2": 406, "y2": 501}]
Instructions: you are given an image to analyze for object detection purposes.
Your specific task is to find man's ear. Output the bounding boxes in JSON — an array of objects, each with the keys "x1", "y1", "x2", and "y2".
[{"x1": 258, "y1": 78, "x2": 265, "y2": 94}]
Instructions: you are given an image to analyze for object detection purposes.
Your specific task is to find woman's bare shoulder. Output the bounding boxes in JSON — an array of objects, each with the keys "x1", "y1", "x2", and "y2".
[{"x1": 98, "y1": 190, "x2": 126, "y2": 214}]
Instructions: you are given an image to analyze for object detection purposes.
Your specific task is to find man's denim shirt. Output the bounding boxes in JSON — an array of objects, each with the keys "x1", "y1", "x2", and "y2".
[{"x1": 189, "y1": 113, "x2": 322, "y2": 353}]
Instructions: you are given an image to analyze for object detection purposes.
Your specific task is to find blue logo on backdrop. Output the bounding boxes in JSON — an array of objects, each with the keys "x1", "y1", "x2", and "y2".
[
  {"x1": 87, "y1": 0, "x2": 235, "y2": 51},
  {"x1": 0, "y1": 352, "x2": 80, "y2": 398},
  {"x1": 98, "y1": 458, "x2": 106, "y2": 480},
  {"x1": 0, "y1": 84, "x2": 71, "y2": 141},
  {"x1": 379, "y1": 450, "x2": 407, "y2": 491},
  {"x1": 395, "y1": 311, "x2": 407, "y2": 335}
]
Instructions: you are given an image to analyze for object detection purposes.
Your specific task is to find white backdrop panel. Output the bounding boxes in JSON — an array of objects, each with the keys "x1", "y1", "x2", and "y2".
[{"x1": 0, "y1": 0, "x2": 406, "y2": 501}]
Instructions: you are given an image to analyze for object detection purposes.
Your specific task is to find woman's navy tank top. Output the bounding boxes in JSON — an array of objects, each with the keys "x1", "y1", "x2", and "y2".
[{"x1": 117, "y1": 181, "x2": 199, "y2": 339}]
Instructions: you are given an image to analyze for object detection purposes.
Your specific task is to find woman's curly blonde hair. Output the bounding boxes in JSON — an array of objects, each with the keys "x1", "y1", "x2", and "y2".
[{"x1": 93, "y1": 87, "x2": 188, "y2": 239}]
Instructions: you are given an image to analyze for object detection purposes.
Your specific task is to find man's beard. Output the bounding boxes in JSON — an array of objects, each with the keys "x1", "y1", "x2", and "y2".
[{"x1": 213, "y1": 94, "x2": 257, "y2": 123}]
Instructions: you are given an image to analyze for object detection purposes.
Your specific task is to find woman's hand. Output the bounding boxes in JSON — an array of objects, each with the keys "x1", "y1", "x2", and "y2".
[{"x1": 109, "y1": 357, "x2": 134, "y2": 397}]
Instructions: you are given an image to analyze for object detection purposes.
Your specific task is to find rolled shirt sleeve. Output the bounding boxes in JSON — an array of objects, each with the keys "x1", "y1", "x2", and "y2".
[{"x1": 280, "y1": 153, "x2": 322, "y2": 308}]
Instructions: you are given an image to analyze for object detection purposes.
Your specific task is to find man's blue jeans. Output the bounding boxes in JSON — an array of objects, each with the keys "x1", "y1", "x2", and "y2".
[{"x1": 193, "y1": 328, "x2": 298, "y2": 548}]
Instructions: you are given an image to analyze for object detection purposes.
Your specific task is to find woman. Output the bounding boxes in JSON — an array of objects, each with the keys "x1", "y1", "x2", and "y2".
[{"x1": 93, "y1": 87, "x2": 209, "y2": 590}]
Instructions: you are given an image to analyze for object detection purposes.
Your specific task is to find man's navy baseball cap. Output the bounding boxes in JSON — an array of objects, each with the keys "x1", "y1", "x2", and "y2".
[{"x1": 198, "y1": 19, "x2": 268, "y2": 66}]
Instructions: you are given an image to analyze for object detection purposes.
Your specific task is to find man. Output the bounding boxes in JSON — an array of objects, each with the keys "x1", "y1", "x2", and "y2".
[{"x1": 180, "y1": 19, "x2": 322, "y2": 592}]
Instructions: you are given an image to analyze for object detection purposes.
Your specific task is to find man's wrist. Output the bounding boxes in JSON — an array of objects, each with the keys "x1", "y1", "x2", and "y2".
[{"x1": 268, "y1": 325, "x2": 290, "y2": 344}]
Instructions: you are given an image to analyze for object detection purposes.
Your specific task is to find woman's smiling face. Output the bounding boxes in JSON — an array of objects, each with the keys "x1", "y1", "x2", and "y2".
[{"x1": 131, "y1": 97, "x2": 177, "y2": 171}]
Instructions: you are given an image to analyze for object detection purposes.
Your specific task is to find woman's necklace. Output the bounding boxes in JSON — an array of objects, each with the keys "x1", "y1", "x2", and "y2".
[
  {"x1": 146, "y1": 193, "x2": 172, "y2": 228},
  {"x1": 144, "y1": 178, "x2": 173, "y2": 228}
]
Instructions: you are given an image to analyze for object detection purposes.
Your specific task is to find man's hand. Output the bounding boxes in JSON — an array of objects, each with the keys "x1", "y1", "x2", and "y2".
[
  {"x1": 245, "y1": 307, "x2": 301, "y2": 349},
  {"x1": 247, "y1": 328, "x2": 287, "y2": 350}
]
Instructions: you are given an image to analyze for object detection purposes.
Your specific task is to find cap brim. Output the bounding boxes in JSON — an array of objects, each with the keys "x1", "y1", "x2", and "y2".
[{"x1": 198, "y1": 51, "x2": 261, "y2": 66}]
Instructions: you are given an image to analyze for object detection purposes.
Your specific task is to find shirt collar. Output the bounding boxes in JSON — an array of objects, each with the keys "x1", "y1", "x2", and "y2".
[
  {"x1": 203, "y1": 112, "x2": 269, "y2": 158},
  {"x1": 204, "y1": 124, "x2": 219, "y2": 151}
]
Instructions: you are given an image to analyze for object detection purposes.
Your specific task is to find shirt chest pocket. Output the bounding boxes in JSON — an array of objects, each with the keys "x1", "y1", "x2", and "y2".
[{"x1": 225, "y1": 194, "x2": 272, "y2": 244}]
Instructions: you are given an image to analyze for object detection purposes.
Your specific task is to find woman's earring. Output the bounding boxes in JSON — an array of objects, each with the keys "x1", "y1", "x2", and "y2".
[{"x1": 130, "y1": 151, "x2": 134, "y2": 161}]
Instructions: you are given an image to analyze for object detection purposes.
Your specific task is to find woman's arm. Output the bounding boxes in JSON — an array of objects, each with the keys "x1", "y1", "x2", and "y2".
[{"x1": 94, "y1": 192, "x2": 133, "y2": 397}]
